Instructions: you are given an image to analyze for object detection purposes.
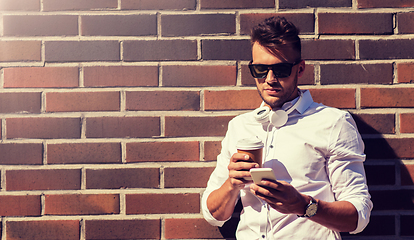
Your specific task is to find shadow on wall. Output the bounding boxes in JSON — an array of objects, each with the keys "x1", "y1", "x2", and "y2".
[{"x1": 217, "y1": 115, "x2": 414, "y2": 239}]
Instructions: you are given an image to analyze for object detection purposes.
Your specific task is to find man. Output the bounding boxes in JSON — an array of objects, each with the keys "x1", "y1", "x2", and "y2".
[{"x1": 202, "y1": 17, "x2": 372, "y2": 239}]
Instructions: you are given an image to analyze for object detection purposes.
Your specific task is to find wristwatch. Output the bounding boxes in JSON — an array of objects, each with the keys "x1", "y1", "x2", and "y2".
[{"x1": 298, "y1": 196, "x2": 318, "y2": 218}]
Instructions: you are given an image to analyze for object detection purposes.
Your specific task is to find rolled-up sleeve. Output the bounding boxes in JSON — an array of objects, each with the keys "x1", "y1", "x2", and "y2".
[
  {"x1": 201, "y1": 153, "x2": 233, "y2": 226},
  {"x1": 327, "y1": 113, "x2": 373, "y2": 234},
  {"x1": 201, "y1": 125, "x2": 237, "y2": 227}
]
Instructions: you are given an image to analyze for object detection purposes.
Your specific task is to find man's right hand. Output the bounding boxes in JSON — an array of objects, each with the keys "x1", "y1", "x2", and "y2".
[{"x1": 228, "y1": 153, "x2": 259, "y2": 190}]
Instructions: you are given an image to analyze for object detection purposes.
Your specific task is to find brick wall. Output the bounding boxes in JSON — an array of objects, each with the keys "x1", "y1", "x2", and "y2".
[{"x1": 0, "y1": 0, "x2": 413, "y2": 239}]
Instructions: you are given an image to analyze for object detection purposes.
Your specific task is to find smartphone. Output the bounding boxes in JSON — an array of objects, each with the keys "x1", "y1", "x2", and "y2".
[{"x1": 250, "y1": 168, "x2": 277, "y2": 184}]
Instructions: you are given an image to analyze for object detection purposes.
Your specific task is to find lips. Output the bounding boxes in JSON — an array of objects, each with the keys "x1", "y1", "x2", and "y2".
[{"x1": 264, "y1": 88, "x2": 282, "y2": 95}]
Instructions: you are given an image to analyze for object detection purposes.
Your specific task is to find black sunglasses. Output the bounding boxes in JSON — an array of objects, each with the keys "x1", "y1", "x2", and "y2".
[{"x1": 248, "y1": 60, "x2": 302, "y2": 79}]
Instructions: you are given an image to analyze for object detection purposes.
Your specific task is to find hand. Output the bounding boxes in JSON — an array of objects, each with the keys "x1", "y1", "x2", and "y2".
[
  {"x1": 227, "y1": 153, "x2": 259, "y2": 190},
  {"x1": 250, "y1": 180, "x2": 308, "y2": 215}
]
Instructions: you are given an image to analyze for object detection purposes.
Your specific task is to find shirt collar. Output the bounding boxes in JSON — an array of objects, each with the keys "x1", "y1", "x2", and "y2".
[{"x1": 259, "y1": 89, "x2": 313, "y2": 114}]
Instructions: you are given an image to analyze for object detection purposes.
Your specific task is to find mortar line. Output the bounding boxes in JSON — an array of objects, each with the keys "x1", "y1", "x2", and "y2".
[
  {"x1": 81, "y1": 167, "x2": 87, "y2": 190},
  {"x1": 200, "y1": 141, "x2": 205, "y2": 161},
  {"x1": 120, "y1": 193, "x2": 126, "y2": 214},
  {"x1": 2, "y1": 119, "x2": 6, "y2": 141},
  {"x1": 78, "y1": 65, "x2": 84, "y2": 88},
  {"x1": 235, "y1": 11, "x2": 240, "y2": 36},
  {"x1": 121, "y1": 141, "x2": 127, "y2": 164},
  {"x1": 1, "y1": 217, "x2": 5, "y2": 240},
  {"x1": 355, "y1": 87, "x2": 361, "y2": 110},
  {"x1": 80, "y1": 219, "x2": 86, "y2": 240},
  {"x1": 43, "y1": 140, "x2": 47, "y2": 165}
]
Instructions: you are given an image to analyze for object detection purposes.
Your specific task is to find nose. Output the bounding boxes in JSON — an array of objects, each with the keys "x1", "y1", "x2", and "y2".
[{"x1": 265, "y1": 70, "x2": 279, "y2": 85}]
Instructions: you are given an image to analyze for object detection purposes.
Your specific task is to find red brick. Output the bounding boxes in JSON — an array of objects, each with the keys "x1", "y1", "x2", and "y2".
[
  {"x1": 204, "y1": 141, "x2": 221, "y2": 161},
  {"x1": 202, "y1": 39, "x2": 251, "y2": 60},
  {"x1": 401, "y1": 215, "x2": 414, "y2": 236},
  {"x1": 308, "y1": 88, "x2": 356, "y2": 109},
  {"x1": 201, "y1": 0, "x2": 274, "y2": 9},
  {"x1": 126, "y1": 141, "x2": 199, "y2": 163},
  {"x1": 0, "y1": 92, "x2": 40, "y2": 113},
  {"x1": 124, "y1": 40, "x2": 197, "y2": 61},
  {"x1": 6, "y1": 117, "x2": 81, "y2": 139},
  {"x1": 0, "y1": 143, "x2": 43, "y2": 165},
  {"x1": 6, "y1": 220, "x2": 80, "y2": 240},
  {"x1": 280, "y1": 0, "x2": 351, "y2": 8},
  {"x1": 6, "y1": 169, "x2": 81, "y2": 191},
  {"x1": 165, "y1": 116, "x2": 233, "y2": 137},
  {"x1": 358, "y1": 0, "x2": 414, "y2": 8},
  {"x1": 164, "y1": 167, "x2": 215, "y2": 188},
  {"x1": 44, "y1": 194, "x2": 119, "y2": 215},
  {"x1": 0, "y1": 41, "x2": 41, "y2": 62},
  {"x1": 398, "y1": 12, "x2": 414, "y2": 34},
  {"x1": 397, "y1": 63, "x2": 414, "y2": 83},
  {"x1": 85, "y1": 117, "x2": 160, "y2": 138},
  {"x1": 364, "y1": 138, "x2": 414, "y2": 159},
  {"x1": 318, "y1": 13, "x2": 393, "y2": 34},
  {"x1": 204, "y1": 89, "x2": 262, "y2": 110},
  {"x1": 352, "y1": 113, "x2": 395, "y2": 134},
  {"x1": 359, "y1": 39, "x2": 414, "y2": 60},
  {"x1": 86, "y1": 168, "x2": 160, "y2": 189},
  {"x1": 241, "y1": 65, "x2": 257, "y2": 86},
  {"x1": 165, "y1": 218, "x2": 223, "y2": 239},
  {"x1": 85, "y1": 219, "x2": 160, "y2": 239},
  {"x1": 162, "y1": 65, "x2": 236, "y2": 87},
  {"x1": 370, "y1": 190, "x2": 414, "y2": 210},
  {"x1": 43, "y1": 0, "x2": 117, "y2": 11},
  {"x1": 240, "y1": 13, "x2": 315, "y2": 35},
  {"x1": 365, "y1": 165, "x2": 395, "y2": 185},
  {"x1": 349, "y1": 215, "x2": 395, "y2": 236},
  {"x1": 81, "y1": 15, "x2": 156, "y2": 36},
  {"x1": 46, "y1": 91, "x2": 120, "y2": 112},
  {"x1": 0, "y1": 195, "x2": 41, "y2": 217},
  {"x1": 162, "y1": 14, "x2": 235, "y2": 37},
  {"x1": 126, "y1": 193, "x2": 199, "y2": 214},
  {"x1": 320, "y1": 63, "x2": 393, "y2": 84},
  {"x1": 126, "y1": 90, "x2": 200, "y2": 111},
  {"x1": 47, "y1": 143, "x2": 121, "y2": 164},
  {"x1": 4, "y1": 67, "x2": 78, "y2": 88},
  {"x1": 45, "y1": 41, "x2": 119, "y2": 62},
  {"x1": 400, "y1": 113, "x2": 414, "y2": 133},
  {"x1": 83, "y1": 66, "x2": 158, "y2": 87},
  {"x1": 302, "y1": 39, "x2": 355, "y2": 60},
  {"x1": 122, "y1": 0, "x2": 195, "y2": 10},
  {"x1": 0, "y1": 0, "x2": 40, "y2": 11},
  {"x1": 3, "y1": 15, "x2": 77, "y2": 36},
  {"x1": 361, "y1": 88, "x2": 414, "y2": 108},
  {"x1": 401, "y1": 163, "x2": 414, "y2": 186}
]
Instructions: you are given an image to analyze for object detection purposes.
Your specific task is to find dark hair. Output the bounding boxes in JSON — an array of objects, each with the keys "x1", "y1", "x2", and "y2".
[{"x1": 251, "y1": 17, "x2": 301, "y2": 60}]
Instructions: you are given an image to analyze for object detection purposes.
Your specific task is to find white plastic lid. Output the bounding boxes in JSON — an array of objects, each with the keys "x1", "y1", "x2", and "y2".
[{"x1": 236, "y1": 137, "x2": 264, "y2": 150}]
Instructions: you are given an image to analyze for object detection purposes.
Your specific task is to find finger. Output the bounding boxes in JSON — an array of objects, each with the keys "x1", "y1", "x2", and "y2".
[
  {"x1": 228, "y1": 161, "x2": 258, "y2": 171},
  {"x1": 230, "y1": 153, "x2": 251, "y2": 163},
  {"x1": 229, "y1": 168, "x2": 253, "y2": 180},
  {"x1": 258, "y1": 179, "x2": 280, "y2": 189}
]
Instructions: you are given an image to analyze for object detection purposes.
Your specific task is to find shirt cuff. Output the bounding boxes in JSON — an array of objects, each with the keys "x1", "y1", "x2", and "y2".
[
  {"x1": 201, "y1": 190, "x2": 231, "y2": 227},
  {"x1": 346, "y1": 198, "x2": 373, "y2": 234}
]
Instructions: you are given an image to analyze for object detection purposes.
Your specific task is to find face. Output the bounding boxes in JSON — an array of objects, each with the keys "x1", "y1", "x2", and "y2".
[{"x1": 251, "y1": 42, "x2": 305, "y2": 109}]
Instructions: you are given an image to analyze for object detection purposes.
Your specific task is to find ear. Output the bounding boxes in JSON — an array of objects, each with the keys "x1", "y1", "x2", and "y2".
[{"x1": 297, "y1": 60, "x2": 306, "y2": 78}]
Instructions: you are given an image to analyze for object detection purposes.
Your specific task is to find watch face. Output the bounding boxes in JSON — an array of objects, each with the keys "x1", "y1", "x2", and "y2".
[{"x1": 306, "y1": 203, "x2": 318, "y2": 216}]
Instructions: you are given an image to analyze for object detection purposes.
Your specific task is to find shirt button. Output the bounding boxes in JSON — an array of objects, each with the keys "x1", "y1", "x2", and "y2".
[
  {"x1": 269, "y1": 145, "x2": 273, "y2": 148},
  {"x1": 262, "y1": 235, "x2": 265, "y2": 238}
]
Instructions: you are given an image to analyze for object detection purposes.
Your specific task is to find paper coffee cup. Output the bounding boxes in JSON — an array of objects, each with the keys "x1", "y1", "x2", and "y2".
[{"x1": 236, "y1": 137, "x2": 264, "y2": 168}]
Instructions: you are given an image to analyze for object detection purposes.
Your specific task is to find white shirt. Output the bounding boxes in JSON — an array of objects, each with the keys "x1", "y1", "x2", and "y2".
[{"x1": 202, "y1": 90, "x2": 373, "y2": 240}]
